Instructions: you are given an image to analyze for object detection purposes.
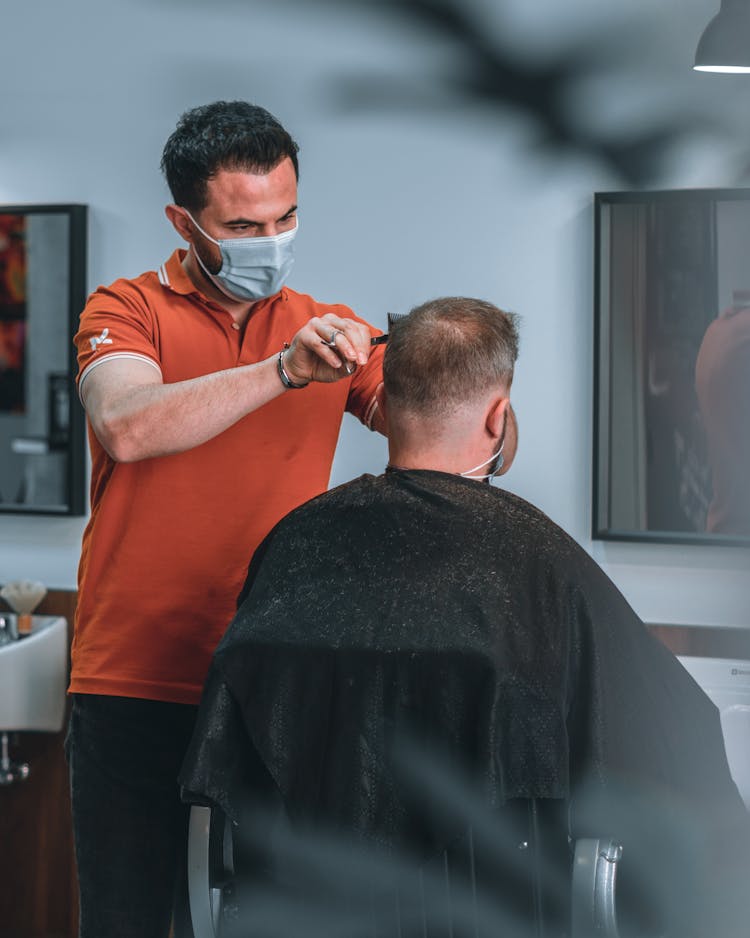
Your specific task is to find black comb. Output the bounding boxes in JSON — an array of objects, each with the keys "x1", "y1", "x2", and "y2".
[{"x1": 371, "y1": 311, "x2": 408, "y2": 345}]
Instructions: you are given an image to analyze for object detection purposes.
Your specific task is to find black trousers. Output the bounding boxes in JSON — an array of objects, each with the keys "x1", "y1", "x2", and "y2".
[{"x1": 65, "y1": 693, "x2": 199, "y2": 938}]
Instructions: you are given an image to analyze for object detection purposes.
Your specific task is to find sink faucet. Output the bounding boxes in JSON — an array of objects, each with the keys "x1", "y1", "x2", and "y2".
[
  {"x1": 0, "y1": 614, "x2": 18, "y2": 644},
  {"x1": 0, "y1": 732, "x2": 29, "y2": 786}
]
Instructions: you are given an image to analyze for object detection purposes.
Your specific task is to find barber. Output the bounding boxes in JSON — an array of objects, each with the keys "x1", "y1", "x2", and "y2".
[{"x1": 66, "y1": 100, "x2": 385, "y2": 938}]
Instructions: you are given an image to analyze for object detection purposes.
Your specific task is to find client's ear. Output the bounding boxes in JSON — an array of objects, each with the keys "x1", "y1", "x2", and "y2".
[
  {"x1": 485, "y1": 394, "x2": 509, "y2": 439},
  {"x1": 485, "y1": 394, "x2": 517, "y2": 476},
  {"x1": 498, "y1": 402, "x2": 518, "y2": 475}
]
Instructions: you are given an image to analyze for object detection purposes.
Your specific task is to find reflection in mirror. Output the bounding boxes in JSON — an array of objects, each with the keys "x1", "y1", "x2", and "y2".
[
  {"x1": 594, "y1": 189, "x2": 750, "y2": 546},
  {"x1": 0, "y1": 205, "x2": 87, "y2": 515}
]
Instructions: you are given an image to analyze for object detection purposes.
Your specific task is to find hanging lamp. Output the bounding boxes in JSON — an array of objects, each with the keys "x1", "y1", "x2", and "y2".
[{"x1": 694, "y1": 0, "x2": 750, "y2": 72}]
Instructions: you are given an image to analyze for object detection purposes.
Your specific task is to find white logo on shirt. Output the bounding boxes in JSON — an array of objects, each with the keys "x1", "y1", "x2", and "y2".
[{"x1": 90, "y1": 328, "x2": 113, "y2": 352}]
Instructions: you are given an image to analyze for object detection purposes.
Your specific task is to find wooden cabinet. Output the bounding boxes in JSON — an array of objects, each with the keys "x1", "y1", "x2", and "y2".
[{"x1": 0, "y1": 590, "x2": 78, "y2": 938}]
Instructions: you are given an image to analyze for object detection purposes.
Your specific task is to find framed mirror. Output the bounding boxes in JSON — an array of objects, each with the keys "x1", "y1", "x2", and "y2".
[
  {"x1": 593, "y1": 188, "x2": 750, "y2": 547},
  {"x1": 0, "y1": 204, "x2": 87, "y2": 515}
]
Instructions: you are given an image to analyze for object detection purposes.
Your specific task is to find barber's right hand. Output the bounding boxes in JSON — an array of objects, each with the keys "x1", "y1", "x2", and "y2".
[{"x1": 282, "y1": 314, "x2": 372, "y2": 386}]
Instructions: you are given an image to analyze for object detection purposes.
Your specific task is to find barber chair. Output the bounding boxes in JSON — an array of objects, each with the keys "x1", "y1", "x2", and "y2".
[
  {"x1": 180, "y1": 628, "x2": 631, "y2": 938},
  {"x1": 186, "y1": 800, "x2": 621, "y2": 938}
]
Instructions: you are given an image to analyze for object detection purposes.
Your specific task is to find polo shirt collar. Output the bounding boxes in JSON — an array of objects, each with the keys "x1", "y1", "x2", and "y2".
[
  {"x1": 157, "y1": 249, "x2": 289, "y2": 303},
  {"x1": 158, "y1": 249, "x2": 204, "y2": 296}
]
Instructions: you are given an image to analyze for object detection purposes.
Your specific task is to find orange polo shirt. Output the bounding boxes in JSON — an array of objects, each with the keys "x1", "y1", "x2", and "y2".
[{"x1": 71, "y1": 250, "x2": 384, "y2": 704}]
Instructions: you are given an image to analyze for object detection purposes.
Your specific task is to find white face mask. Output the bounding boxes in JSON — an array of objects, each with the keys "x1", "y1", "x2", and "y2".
[
  {"x1": 186, "y1": 211, "x2": 297, "y2": 302},
  {"x1": 459, "y1": 438, "x2": 505, "y2": 484}
]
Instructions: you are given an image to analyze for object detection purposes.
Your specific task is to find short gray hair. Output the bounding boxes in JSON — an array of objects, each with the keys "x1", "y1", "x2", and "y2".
[{"x1": 383, "y1": 297, "x2": 519, "y2": 416}]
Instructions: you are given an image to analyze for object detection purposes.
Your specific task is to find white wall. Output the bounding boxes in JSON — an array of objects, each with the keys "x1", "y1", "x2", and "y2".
[{"x1": 1, "y1": 0, "x2": 748, "y2": 628}]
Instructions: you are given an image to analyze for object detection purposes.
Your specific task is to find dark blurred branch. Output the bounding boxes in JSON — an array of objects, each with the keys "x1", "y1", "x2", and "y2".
[{"x1": 311, "y1": 0, "x2": 735, "y2": 184}]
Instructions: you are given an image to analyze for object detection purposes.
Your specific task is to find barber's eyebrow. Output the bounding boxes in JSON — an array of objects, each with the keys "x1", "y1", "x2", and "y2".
[{"x1": 225, "y1": 204, "x2": 298, "y2": 226}]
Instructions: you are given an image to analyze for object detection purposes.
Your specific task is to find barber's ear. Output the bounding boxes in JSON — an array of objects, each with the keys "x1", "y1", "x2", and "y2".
[{"x1": 165, "y1": 204, "x2": 194, "y2": 244}]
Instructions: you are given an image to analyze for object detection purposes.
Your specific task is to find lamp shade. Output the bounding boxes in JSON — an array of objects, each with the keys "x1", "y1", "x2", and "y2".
[{"x1": 694, "y1": 0, "x2": 750, "y2": 72}]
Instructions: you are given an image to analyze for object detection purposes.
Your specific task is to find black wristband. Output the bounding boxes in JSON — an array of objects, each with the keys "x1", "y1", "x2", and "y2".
[{"x1": 277, "y1": 348, "x2": 309, "y2": 389}]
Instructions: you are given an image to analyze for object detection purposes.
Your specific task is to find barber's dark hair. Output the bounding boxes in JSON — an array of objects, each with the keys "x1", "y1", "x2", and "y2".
[
  {"x1": 383, "y1": 297, "x2": 519, "y2": 416},
  {"x1": 160, "y1": 100, "x2": 299, "y2": 210}
]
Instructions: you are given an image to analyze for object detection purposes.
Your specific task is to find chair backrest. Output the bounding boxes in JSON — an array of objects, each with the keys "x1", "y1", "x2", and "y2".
[
  {"x1": 187, "y1": 798, "x2": 622, "y2": 938},
  {"x1": 184, "y1": 645, "x2": 624, "y2": 938}
]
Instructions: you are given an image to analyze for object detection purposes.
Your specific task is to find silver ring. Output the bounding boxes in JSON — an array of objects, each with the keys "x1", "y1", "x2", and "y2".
[{"x1": 322, "y1": 328, "x2": 345, "y2": 349}]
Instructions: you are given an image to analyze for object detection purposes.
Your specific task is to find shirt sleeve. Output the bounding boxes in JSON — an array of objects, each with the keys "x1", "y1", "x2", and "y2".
[
  {"x1": 342, "y1": 311, "x2": 385, "y2": 430},
  {"x1": 75, "y1": 280, "x2": 163, "y2": 401}
]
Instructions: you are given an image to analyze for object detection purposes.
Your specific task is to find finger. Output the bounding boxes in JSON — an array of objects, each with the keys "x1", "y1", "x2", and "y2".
[
  {"x1": 310, "y1": 339, "x2": 345, "y2": 370},
  {"x1": 321, "y1": 341, "x2": 356, "y2": 375},
  {"x1": 288, "y1": 320, "x2": 344, "y2": 370},
  {"x1": 314, "y1": 335, "x2": 358, "y2": 377},
  {"x1": 318, "y1": 316, "x2": 370, "y2": 365},
  {"x1": 289, "y1": 317, "x2": 368, "y2": 380},
  {"x1": 319, "y1": 327, "x2": 357, "y2": 365},
  {"x1": 302, "y1": 337, "x2": 355, "y2": 380},
  {"x1": 320, "y1": 328, "x2": 347, "y2": 351}
]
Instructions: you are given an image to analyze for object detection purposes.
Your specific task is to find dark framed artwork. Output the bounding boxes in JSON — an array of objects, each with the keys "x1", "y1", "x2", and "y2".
[
  {"x1": 0, "y1": 213, "x2": 28, "y2": 413},
  {"x1": 593, "y1": 189, "x2": 750, "y2": 546},
  {"x1": 0, "y1": 204, "x2": 87, "y2": 515}
]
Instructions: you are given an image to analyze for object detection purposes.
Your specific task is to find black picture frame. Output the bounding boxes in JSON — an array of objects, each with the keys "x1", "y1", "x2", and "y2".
[
  {"x1": 0, "y1": 203, "x2": 87, "y2": 516},
  {"x1": 593, "y1": 188, "x2": 750, "y2": 547}
]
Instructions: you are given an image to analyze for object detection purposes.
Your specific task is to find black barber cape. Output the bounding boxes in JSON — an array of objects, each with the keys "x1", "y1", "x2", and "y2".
[{"x1": 180, "y1": 470, "x2": 749, "y2": 935}]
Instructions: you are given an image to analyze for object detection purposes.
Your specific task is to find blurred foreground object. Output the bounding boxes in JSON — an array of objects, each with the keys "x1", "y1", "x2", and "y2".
[{"x1": 0, "y1": 579, "x2": 47, "y2": 635}]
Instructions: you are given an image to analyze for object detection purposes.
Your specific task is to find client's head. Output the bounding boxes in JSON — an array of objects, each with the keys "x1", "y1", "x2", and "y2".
[{"x1": 380, "y1": 297, "x2": 520, "y2": 480}]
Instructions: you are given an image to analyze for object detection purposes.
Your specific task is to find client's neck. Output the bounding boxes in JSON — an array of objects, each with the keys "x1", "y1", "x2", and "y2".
[
  {"x1": 387, "y1": 448, "x2": 466, "y2": 475},
  {"x1": 386, "y1": 405, "x2": 492, "y2": 478}
]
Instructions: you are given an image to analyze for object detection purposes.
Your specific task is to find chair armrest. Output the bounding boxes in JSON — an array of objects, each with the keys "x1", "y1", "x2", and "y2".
[
  {"x1": 571, "y1": 837, "x2": 622, "y2": 938},
  {"x1": 187, "y1": 804, "x2": 223, "y2": 938}
]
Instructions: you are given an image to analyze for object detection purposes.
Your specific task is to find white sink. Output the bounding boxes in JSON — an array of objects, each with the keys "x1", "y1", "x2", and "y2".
[{"x1": 0, "y1": 615, "x2": 68, "y2": 732}]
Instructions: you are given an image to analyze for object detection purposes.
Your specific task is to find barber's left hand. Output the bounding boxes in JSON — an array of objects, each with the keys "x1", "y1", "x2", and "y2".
[{"x1": 282, "y1": 314, "x2": 372, "y2": 385}]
